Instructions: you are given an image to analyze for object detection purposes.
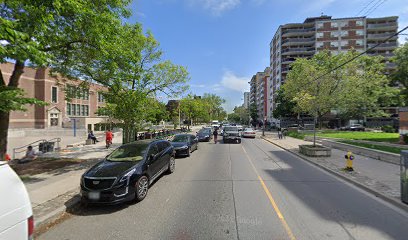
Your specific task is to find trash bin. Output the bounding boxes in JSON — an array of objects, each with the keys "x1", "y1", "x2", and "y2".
[
  {"x1": 39, "y1": 142, "x2": 47, "y2": 153},
  {"x1": 46, "y1": 142, "x2": 55, "y2": 152},
  {"x1": 401, "y1": 151, "x2": 408, "y2": 204}
]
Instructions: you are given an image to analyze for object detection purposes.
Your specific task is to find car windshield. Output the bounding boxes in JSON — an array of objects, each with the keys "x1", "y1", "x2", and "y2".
[
  {"x1": 224, "y1": 126, "x2": 238, "y2": 131},
  {"x1": 172, "y1": 135, "x2": 189, "y2": 142},
  {"x1": 106, "y1": 144, "x2": 148, "y2": 162},
  {"x1": 244, "y1": 128, "x2": 254, "y2": 132},
  {"x1": 198, "y1": 130, "x2": 209, "y2": 135}
]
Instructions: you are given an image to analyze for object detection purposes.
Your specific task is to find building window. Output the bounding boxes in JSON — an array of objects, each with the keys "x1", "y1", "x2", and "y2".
[
  {"x1": 316, "y1": 32, "x2": 324, "y2": 38},
  {"x1": 67, "y1": 103, "x2": 71, "y2": 115},
  {"x1": 51, "y1": 86, "x2": 58, "y2": 103},
  {"x1": 356, "y1": 39, "x2": 364, "y2": 46},
  {"x1": 98, "y1": 92, "x2": 105, "y2": 102},
  {"x1": 331, "y1": 41, "x2": 339, "y2": 47},
  {"x1": 71, "y1": 104, "x2": 76, "y2": 116},
  {"x1": 331, "y1": 31, "x2": 339, "y2": 37},
  {"x1": 82, "y1": 89, "x2": 89, "y2": 100},
  {"x1": 356, "y1": 30, "x2": 364, "y2": 36},
  {"x1": 85, "y1": 105, "x2": 89, "y2": 116},
  {"x1": 331, "y1": 22, "x2": 338, "y2": 28},
  {"x1": 340, "y1": 21, "x2": 348, "y2": 27},
  {"x1": 340, "y1": 31, "x2": 348, "y2": 37},
  {"x1": 316, "y1": 42, "x2": 324, "y2": 48},
  {"x1": 76, "y1": 104, "x2": 81, "y2": 116},
  {"x1": 356, "y1": 20, "x2": 363, "y2": 26},
  {"x1": 341, "y1": 40, "x2": 348, "y2": 46},
  {"x1": 317, "y1": 22, "x2": 324, "y2": 29}
]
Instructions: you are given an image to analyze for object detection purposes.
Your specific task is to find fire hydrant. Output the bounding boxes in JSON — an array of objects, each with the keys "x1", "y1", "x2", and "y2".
[{"x1": 344, "y1": 151, "x2": 354, "y2": 171}]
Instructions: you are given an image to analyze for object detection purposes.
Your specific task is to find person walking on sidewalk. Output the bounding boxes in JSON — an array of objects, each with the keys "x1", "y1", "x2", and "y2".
[
  {"x1": 213, "y1": 128, "x2": 219, "y2": 144},
  {"x1": 277, "y1": 127, "x2": 283, "y2": 139}
]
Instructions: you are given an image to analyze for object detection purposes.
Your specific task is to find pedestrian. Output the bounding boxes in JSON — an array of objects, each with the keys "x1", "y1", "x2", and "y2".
[
  {"x1": 282, "y1": 128, "x2": 286, "y2": 139},
  {"x1": 88, "y1": 131, "x2": 98, "y2": 144},
  {"x1": 105, "y1": 129, "x2": 114, "y2": 148},
  {"x1": 213, "y1": 127, "x2": 218, "y2": 144},
  {"x1": 18, "y1": 146, "x2": 37, "y2": 164},
  {"x1": 277, "y1": 127, "x2": 283, "y2": 139}
]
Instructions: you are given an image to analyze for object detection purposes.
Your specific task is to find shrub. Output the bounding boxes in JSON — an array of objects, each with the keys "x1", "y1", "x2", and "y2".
[
  {"x1": 286, "y1": 131, "x2": 305, "y2": 140},
  {"x1": 381, "y1": 125, "x2": 396, "y2": 133}
]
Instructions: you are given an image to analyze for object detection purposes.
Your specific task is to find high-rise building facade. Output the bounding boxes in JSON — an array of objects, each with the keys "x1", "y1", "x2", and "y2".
[
  {"x1": 269, "y1": 15, "x2": 398, "y2": 123},
  {"x1": 249, "y1": 67, "x2": 270, "y2": 123},
  {"x1": 243, "y1": 92, "x2": 250, "y2": 109}
]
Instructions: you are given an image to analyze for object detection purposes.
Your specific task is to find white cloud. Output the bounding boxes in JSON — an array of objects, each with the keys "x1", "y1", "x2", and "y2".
[
  {"x1": 220, "y1": 70, "x2": 250, "y2": 92},
  {"x1": 189, "y1": 0, "x2": 241, "y2": 15}
]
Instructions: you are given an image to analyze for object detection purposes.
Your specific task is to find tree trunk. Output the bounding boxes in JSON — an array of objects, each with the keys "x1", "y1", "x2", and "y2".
[
  {"x1": 313, "y1": 116, "x2": 317, "y2": 147},
  {"x1": 1, "y1": 61, "x2": 25, "y2": 160},
  {"x1": 0, "y1": 111, "x2": 10, "y2": 161}
]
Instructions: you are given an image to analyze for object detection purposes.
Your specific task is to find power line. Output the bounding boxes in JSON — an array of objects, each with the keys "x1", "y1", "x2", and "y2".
[
  {"x1": 355, "y1": 0, "x2": 377, "y2": 16},
  {"x1": 362, "y1": 0, "x2": 383, "y2": 16},
  {"x1": 364, "y1": 0, "x2": 388, "y2": 16},
  {"x1": 314, "y1": 25, "x2": 408, "y2": 82}
]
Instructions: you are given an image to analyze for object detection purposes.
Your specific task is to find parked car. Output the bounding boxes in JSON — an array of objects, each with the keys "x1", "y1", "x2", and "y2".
[
  {"x1": 0, "y1": 161, "x2": 34, "y2": 240},
  {"x1": 242, "y1": 128, "x2": 256, "y2": 138},
  {"x1": 196, "y1": 129, "x2": 211, "y2": 142},
  {"x1": 80, "y1": 140, "x2": 175, "y2": 204},
  {"x1": 170, "y1": 134, "x2": 198, "y2": 157},
  {"x1": 237, "y1": 125, "x2": 244, "y2": 132},
  {"x1": 223, "y1": 126, "x2": 241, "y2": 143},
  {"x1": 340, "y1": 124, "x2": 365, "y2": 131}
]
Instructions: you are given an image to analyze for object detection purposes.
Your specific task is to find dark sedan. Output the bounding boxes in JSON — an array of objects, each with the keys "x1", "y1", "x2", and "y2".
[
  {"x1": 196, "y1": 129, "x2": 211, "y2": 142},
  {"x1": 170, "y1": 134, "x2": 198, "y2": 157},
  {"x1": 80, "y1": 140, "x2": 175, "y2": 204}
]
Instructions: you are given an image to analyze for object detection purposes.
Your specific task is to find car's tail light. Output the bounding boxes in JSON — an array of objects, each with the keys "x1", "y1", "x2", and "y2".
[{"x1": 28, "y1": 215, "x2": 34, "y2": 239}]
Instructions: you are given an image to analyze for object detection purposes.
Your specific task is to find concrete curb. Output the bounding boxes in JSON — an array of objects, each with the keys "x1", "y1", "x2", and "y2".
[
  {"x1": 34, "y1": 191, "x2": 81, "y2": 236},
  {"x1": 261, "y1": 136, "x2": 408, "y2": 213}
]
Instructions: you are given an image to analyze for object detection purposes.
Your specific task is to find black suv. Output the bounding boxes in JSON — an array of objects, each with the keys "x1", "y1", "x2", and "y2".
[
  {"x1": 80, "y1": 140, "x2": 175, "y2": 204},
  {"x1": 223, "y1": 126, "x2": 241, "y2": 143}
]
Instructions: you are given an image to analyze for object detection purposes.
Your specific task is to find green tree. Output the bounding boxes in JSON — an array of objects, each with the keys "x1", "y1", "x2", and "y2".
[
  {"x1": 227, "y1": 112, "x2": 241, "y2": 123},
  {"x1": 0, "y1": 0, "x2": 130, "y2": 160},
  {"x1": 272, "y1": 88, "x2": 297, "y2": 119},
  {"x1": 249, "y1": 103, "x2": 258, "y2": 125},
  {"x1": 284, "y1": 50, "x2": 393, "y2": 146},
  {"x1": 392, "y1": 42, "x2": 408, "y2": 105},
  {"x1": 202, "y1": 93, "x2": 226, "y2": 121}
]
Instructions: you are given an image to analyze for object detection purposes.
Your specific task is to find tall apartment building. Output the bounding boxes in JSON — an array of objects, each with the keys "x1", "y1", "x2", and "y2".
[
  {"x1": 249, "y1": 67, "x2": 270, "y2": 123},
  {"x1": 1, "y1": 63, "x2": 108, "y2": 130},
  {"x1": 269, "y1": 15, "x2": 398, "y2": 123},
  {"x1": 243, "y1": 92, "x2": 250, "y2": 109}
]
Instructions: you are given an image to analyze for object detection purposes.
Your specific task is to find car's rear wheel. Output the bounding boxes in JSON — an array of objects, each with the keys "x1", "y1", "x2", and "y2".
[
  {"x1": 167, "y1": 156, "x2": 175, "y2": 174},
  {"x1": 187, "y1": 147, "x2": 191, "y2": 157},
  {"x1": 135, "y1": 176, "x2": 149, "y2": 202}
]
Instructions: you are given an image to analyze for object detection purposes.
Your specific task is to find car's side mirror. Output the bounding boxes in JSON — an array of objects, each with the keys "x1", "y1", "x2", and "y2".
[{"x1": 149, "y1": 154, "x2": 155, "y2": 161}]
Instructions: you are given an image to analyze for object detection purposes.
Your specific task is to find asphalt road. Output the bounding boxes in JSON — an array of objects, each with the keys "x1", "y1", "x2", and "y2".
[{"x1": 39, "y1": 136, "x2": 408, "y2": 240}]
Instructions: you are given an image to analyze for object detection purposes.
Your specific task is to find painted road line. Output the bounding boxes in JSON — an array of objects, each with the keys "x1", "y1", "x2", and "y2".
[{"x1": 242, "y1": 145, "x2": 296, "y2": 240}]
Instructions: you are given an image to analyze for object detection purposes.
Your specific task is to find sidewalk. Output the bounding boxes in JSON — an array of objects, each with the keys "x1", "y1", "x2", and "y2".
[
  {"x1": 261, "y1": 132, "x2": 405, "y2": 211},
  {"x1": 26, "y1": 133, "x2": 122, "y2": 229}
]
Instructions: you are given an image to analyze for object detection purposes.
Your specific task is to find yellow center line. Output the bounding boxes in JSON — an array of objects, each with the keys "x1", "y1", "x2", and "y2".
[{"x1": 242, "y1": 145, "x2": 296, "y2": 240}]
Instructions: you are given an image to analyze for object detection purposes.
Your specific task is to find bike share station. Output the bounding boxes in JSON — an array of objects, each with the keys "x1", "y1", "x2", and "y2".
[{"x1": 399, "y1": 107, "x2": 408, "y2": 204}]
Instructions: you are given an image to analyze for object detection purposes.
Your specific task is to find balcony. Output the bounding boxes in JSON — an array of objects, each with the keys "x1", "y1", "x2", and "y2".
[
  {"x1": 281, "y1": 38, "x2": 315, "y2": 46},
  {"x1": 282, "y1": 28, "x2": 315, "y2": 37},
  {"x1": 367, "y1": 33, "x2": 398, "y2": 40},
  {"x1": 367, "y1": 22, "x2": 397, "y2": 30},
  {"x1": 367, "y1": 42, "x2": 397, "y2": 50},
  {"x1": 281, "y1": 57, "x2": 296, "y2": 64},
  {"x1": 281, "y1": 47, "x2": 315, "y2": 56}
]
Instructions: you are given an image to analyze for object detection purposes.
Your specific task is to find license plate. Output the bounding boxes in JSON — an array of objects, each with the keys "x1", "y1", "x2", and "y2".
[{"x1": 88, "y1": 192, "x2": 100, "y2": 200}]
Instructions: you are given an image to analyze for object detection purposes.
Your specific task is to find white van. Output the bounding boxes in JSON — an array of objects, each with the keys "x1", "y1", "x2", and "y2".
[{"x1": 0, "y1": 161, "x2": 34, "y2": 240}]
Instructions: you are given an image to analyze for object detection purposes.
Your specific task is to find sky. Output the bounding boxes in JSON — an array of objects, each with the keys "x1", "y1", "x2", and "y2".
[{"x1": 128, "y1": 0, "x2": 408, "y2": 112}]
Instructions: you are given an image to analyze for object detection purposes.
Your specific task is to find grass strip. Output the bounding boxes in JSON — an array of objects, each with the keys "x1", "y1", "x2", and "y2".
[{"x1": 339, "y1": 140, "x2": 402, "y2": 154}]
